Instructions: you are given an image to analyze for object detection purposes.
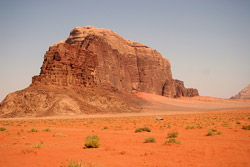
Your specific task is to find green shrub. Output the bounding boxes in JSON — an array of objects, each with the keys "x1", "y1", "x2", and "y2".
[
  {"x1": 164, "y1": 138, "x2": 182, "y2": 144},
  {"x1": 167, "y1": 132, "x2": 179, "y2": 138},
  {"x1": 53, "y1": 133, "x2": 66, "y2": 137},
  {"x1": 242, "y1": 125, "x2": 250, "y2": 130},
  {"x1": 21, "y1": 149, "x2": 37, "y2": 155},
  {"x1": 84, "y1": 135, "x2": 100, "y2": 148},
  {"x1": 67, "y1": 160, "x2": 84, "y2": 167},
  {"x1": 29, "y1": 128, "x2": 39, "y2": 133},
  {"x1": 102, "y1": 126, "x2": 108, "y2": 130},
  {"x1": 144, "y1": 137, "x2": 156, "y2": 143},
  {"x1": 207, "y1": 131, "x2": 214, "y2": 136},
  {"x1": 185, "y1": 125, "x2": 202, "y2": 129},
  {"x1": 61, "y1": 159, "x2": 99, "y2": 167},
  {"x1": 0, "y1": 127, "x2": 7, "y2": 131},
  {"x1": 210, "y1": 128, "x2": 217, "y2": 132},
  {"x1": 32, "y1": 142, "x2": 44, "y2": 148},
  {"x1": 43, "y1": 128, "x2": 51, "y2": 132},
  {"x1": 185, "y1": 125, "x2": 194, "y2": 129},
  {"x1": 135, "y1": 127, "x2": 151, "y2": 133},
  {"x1": 217, "y1": 131, "x2": 223, "y2": 135}
]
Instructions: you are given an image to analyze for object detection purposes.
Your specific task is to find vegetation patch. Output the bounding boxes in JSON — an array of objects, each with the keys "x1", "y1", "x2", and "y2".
[
  {"x1": 29, "y1": 128, "x2": 39, "y2": 133},
  {"x1": 31, "y1": 142, "x2": 44, "y2": 148},
  {"x1": 209, "y1": 128, "x2": 217, "y2": 132},
  {"x1": 53, "y1": 133, "x2": 66, "y2": 137},
  {"x1": 84, "y1": 135, "x2": 100, "y2": 149},
  {"x1": 242, "y1": 125, "x2": 250, "y2": 130},
  {"x1": 102, "y1": 126, "x2": 108, "y2": 130},
  {"x1": 135, "y1": 127, "x2": 151, "y2": 133},
  {"x1": 0, "y1": 127, "x2": 7, "y2": 131},
  {"x1": 207, "y1": 131, "x2": 214, "y2": 136},
  {"x1": 185, "y1": 125, "x2": 202, "y2": 129},
  {"x1": 167, "y1": 132, "x2": 179, "y2": 138},
  {"x1": 206, "y1": 128, "x2": 223, "y2": 136},
  {"x1": 217, "y1": 131, "x2": 223, "y2": 135},
  {"x1": 43, "y1": 128, "x2": 51, "y2": 132},
  {"x1": 61, "y1": 159, "x2": 100, "y2": 167},
  {"x1": 164, "y1": 138, "x2": 182, "y2": 144},
  {"x1": 21, "y1": 149, "x2": 37, "y2": 155},
  {"x1": 144, "y1": 137, "x2": 156, "y2": 143}
]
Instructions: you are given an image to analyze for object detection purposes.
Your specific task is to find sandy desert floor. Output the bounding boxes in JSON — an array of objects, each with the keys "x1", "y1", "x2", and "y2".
[{"x1": 0, "y1": 93, "x2": 250, "y2": 167}]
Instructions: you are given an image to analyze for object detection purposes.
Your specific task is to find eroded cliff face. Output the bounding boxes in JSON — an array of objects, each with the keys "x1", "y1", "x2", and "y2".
[
  {"x1": 0, "y1": 26, "x2": 198, "y2": 117},
  {"x1": 32, "y1": 26, "x2": 198, "y2": 97}
]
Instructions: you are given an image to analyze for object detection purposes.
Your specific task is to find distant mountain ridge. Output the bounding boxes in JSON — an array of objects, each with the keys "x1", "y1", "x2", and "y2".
[{"x1": 231, "y1": 84, "x2": 250, "y2": 99}]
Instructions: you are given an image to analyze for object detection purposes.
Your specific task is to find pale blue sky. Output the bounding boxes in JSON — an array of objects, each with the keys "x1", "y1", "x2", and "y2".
[{"x1": 0, "y1": 0, "x2": 249, "y2": 102}]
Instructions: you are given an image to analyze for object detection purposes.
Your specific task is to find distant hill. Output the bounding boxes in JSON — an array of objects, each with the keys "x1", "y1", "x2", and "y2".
[{"x1": 231, "y1": 84, "x2": 250, "y2": 99}]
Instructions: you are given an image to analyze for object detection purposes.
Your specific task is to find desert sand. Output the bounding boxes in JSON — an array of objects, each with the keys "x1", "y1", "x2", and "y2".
[{"x1": 0, "y1": 93, "x2": 250, "y2": 167}]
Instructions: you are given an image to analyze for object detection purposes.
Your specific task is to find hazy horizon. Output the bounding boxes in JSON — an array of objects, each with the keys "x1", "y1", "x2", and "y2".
[{"x1": 0, "y1": 0, "x2": 250, "y2": 102}]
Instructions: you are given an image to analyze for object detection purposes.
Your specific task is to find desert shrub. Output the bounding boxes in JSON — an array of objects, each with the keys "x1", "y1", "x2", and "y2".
[
  {"x1": 242, "y1": 125, "x2": 250, "y2": 130},
  {"x1": 144, "y1": 137, "x2": 156, "y2": 143},
  {"x1": 167, "y1": 132, "x2": 179, "y2": 138},
  {"x1": 185, "y1": 125, "x2": 202, "y2": 129},
  {"x1": 185, "y1": 125, "x2": 192, "y2": 129},
  {"x1": 210, "y1": 128, "x2": 217, "y2": 132},
  {"x1": 21, "y1": 149, "x2": 37, "y2": 154},
  {"x1": 164, "y1": 138, "x2": 181, "y2": 144},
  {"x1": 53, "y1": 133, "x2": 66, "y2": 137},
  {"x1": 135, "y1": 127, "x2": 151, "y2": 133},
  {"x1": 217, "y1": 131, "x2": 223, "y2": 135},
  {"x1": 84, "y1": 135, "x2": 100, "y2": 148},
  {"x1": 29, "y1": 128, "x2": 39, "y2": 133},
  {"x1": 31, "y1": 142, "x2": 44, "y2": 148},
  {"x1": 0, "y1": 127, "x2": 7, "y2": 131},
  {"x1": 67, "y1": 160, "x2": 84, "y2": 167},
  {"x1": 207, "y1": 131, "x2": 214, "y2": 136},
  {"x1": 43, "y1": 128, "x2": 51, "y2": 132},
  {"x1": 102, "y1": 126, "x2": 108, "y2": 130},
  {"x1": 61, "y1": 159, "x2": 99, "y2": 167}
]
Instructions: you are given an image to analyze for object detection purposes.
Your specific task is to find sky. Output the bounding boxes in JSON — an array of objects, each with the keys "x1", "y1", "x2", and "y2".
[{"x1": 0, "y1": 0, "x2": 249, "y2": 102}]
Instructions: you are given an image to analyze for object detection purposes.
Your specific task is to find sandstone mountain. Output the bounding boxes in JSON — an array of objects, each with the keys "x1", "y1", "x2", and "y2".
[
  {"x1": 230, "y1": 84, "x2": 250, "y2": 99},
  {"x1": 0, "y1": 26, "x2": 198, "y2": 117}
]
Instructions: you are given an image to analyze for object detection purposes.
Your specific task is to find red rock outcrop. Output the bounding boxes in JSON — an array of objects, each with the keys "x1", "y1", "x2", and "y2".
[
  {"x1": 32, "y1": 26, "x2": 198, "y2": 97},
  {"x1": 230, "y1": 84, "x2": 250, "y2": 99},
  {"x1": 0, "y1": 26, "x2": 198, "y2": 117}
]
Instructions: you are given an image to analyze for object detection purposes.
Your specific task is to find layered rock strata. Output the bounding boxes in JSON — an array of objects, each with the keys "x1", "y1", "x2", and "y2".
[
  {"x1": 0, "y1": 26, "x2": 198, "y2": 117},
  {"x1": 32, "y1": 26, "x2": 198, "y2": 97}
]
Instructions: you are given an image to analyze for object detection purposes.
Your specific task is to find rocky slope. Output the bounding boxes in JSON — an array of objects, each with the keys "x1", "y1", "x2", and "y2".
[
  {"x1": 231, "y1": 84, "x2": 250, "y2": 99},
  {"x1": 0, "y1": 26, "x2": 198, "y2": 117}
]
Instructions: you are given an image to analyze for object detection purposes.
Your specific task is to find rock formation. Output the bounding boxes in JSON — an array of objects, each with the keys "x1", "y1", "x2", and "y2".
[
  {"x1": 230, "y1": 84, "x2": 250, "y2": 99},
  {"x1": 0, "y1": 26, "x2": 199, "y2": 117},
  {"x1": 32, "y1": 26, "x2": 198, "y2": 97}
]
